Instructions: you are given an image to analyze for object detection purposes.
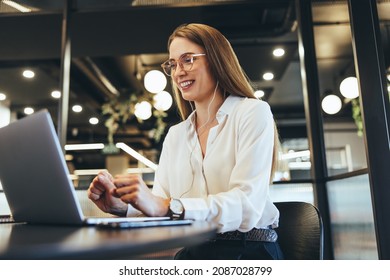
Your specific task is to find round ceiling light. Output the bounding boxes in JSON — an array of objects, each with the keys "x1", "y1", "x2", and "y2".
[
  {"x1": 51, "y1": 90, "x2": 61, "y2": 99},
  {"x1": 340, "y1": 76, "x2": 359, "y2": 99},
  {"x1": 24, "y1": 107, "x2": 34, "y2": 115},
  {"x1": 144, "y1": 70, "x2": 167, "y2": 94},
  {"x1": 72, "y1": 105, "x2": 83, "y2": 113},
  {"x1": 135, "y1": 101, "x2": 152, "y2": 120},
  {"x1": 321, "y1": 94, "x2": 342, "y2": 115},
  {"x1": 263, "y1": 72, "x2": 274, "y2": 81},
  {"x1": 153, "y1": 91, "x2": 173, "y2": 111},
  {"x1": 254, "y1": 90, "x2": 265, "y2": 98},
  {"x1": 22, "y1": 69, "x2": 35, "y2": 79},
  {"x1": 273, "y1": 48, "x2": 285, "y2": 57},
  {"x1": 89, "y1": 117, "x2": 99, "y2": 125}
]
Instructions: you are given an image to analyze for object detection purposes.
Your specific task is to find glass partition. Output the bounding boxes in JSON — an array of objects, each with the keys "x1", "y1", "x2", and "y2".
[
  {"x1": 270, "y1": 182, "x2": 314, "y2": 204},
  {"x1": 276, "y1": 138, "x2": 311, "y2": 181},
  {"x1": 377, "y1": 0, "x2": 390, "y2": 131},
  {"x1": 327, "y1": 173, "x2": 377, "y2": 259},
  {"x1": 311, "y1": 1, "x2": 368, "y2": 177},
  {"x1": 323, "y1": 122, "x2": 367, "y2": 176}
]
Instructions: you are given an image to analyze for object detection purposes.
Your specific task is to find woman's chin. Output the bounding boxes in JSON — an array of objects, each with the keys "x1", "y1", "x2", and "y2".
[{"x1": 181, "y1": 92, "x2": 196, "y2": 102}]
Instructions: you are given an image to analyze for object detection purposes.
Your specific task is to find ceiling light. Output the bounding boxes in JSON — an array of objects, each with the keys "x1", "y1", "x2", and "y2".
[
  {"x1": 24, "y1": 107, "x2": 34, "y2": 115},
  {"x1": 51, "y1": 90, "x2": 61, "y2": 99},
  {"x1": 263, "y1": 72, "x2": 274, "y2": 81},
  {"x1": 254, "y1": 90, "x2": 265, "y2": 99},
  {"x1": 22, "y1": 70, "x2": 35, "y2": 79},
  {"x1": 0, "y1": 93, "x2": 6, "y2": 101},
  {"x1": 74, "y1": 169, "x2": 108, "y2": 176},
  {"x1": 273, "y1": 48, "x2": 285, "y2": 57},
  {"x1": 72, "y1": 105, "x2": 83, "y2": 113},
  {"x1": 153, "y1": 91, "x2": 173, "y2": 111},
  {"x1": 321, "y1": 94, "x2": 342, "y2": 115},
  {"x1": 116, "y1": 142, "x2": 158, "y2": 170},
  {"x1": 135, "y1": 101, "x2": 152, "y2": 120},
  {"x1": 89, "y1": 117, "x2": 99, "y2": 125},
  {"x1": 65, "y1": 143, "x2": 104, "y2": 151},
  {"x1": 340, "y1": 76, "x2": 359, "y2": 99},
  {"x1": 387, "y1": 73, "x2": 390, "y2": 82},
  {"x1": 144, "y1": 70, "x2": 167, "y2": 94},
  {"x1": 3, "y1": 0, "x2": 32, "y2": 12}
]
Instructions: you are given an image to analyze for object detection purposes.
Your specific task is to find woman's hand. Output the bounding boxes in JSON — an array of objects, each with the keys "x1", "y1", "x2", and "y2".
[
  {"x1": 87, "y1": 170, "x2": 128, "y2": 216},
  {"x1": 113, "y1": 174, "x2": 170, "y2": 217}
]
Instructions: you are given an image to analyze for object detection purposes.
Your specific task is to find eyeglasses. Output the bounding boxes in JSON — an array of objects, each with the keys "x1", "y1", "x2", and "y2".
[{"x1": 161, "y1": 53, "x2": 206, "y2": 76}]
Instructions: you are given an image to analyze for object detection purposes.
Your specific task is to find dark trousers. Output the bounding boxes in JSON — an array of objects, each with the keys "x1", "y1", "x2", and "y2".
[{"x1": 174, "y1": 240, "x2": 284, "y2": 260}]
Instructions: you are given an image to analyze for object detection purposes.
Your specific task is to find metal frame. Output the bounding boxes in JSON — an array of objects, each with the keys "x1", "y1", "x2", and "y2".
[
  {"x1": 297, "y1": 0, "x2": 390, "y2": 260},
  {"x1": 348, "y1": 0, "x2": 390, "y2": 260},
  {"x1": 295, "y1": 0, "x2": 334, "y2": 260},
  {"x1": 58, "y1": 0, "x2": 73, "y2": 154}
]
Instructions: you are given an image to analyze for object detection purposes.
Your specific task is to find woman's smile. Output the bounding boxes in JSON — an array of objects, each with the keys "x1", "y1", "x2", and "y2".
[{"x1": 179, "y1": 80, "x2": 194, "y2": 91}]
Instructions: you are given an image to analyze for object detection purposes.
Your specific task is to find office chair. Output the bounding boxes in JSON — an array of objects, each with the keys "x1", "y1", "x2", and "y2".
[{"x1": 274, "y1": 201, "x2": 324, "y2": 260}]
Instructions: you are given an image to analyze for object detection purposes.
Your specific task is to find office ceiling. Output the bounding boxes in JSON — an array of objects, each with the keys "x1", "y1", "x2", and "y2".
[{"x1": 0, "y1": 0, "x2": 389, "y2": 170}]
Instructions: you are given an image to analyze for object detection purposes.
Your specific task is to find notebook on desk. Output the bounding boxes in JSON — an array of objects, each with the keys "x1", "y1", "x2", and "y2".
[{"x1": 0, "y1": 110, "x2": 190, "y2": 228}]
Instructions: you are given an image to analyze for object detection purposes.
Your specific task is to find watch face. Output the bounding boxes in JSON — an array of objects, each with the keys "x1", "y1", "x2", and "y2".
[{"x1": 170, "y1": 199, "x2": 183, "y2": 214}]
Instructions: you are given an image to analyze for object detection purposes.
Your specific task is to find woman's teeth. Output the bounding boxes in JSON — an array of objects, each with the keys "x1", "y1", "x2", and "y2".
[{"x1": 180, "y1": 81, "x2": 193, "y2": 88}]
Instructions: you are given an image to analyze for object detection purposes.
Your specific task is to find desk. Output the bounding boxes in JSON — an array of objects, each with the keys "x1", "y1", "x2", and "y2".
[{"x1": 0, "y1": 221, "x2": 216, "y2": 259}]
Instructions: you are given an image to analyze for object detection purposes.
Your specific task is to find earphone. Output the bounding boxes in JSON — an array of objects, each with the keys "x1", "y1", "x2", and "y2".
[{"x1": 179, "y1": 81, "x2": 219, "y2": 198}]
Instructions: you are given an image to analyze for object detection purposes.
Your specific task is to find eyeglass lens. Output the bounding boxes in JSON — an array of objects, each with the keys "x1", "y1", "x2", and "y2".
[{"x1": 162, "y1": 54, "x2": 198, "y2": 76}]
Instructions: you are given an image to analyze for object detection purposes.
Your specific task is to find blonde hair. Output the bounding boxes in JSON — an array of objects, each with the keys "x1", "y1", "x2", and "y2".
[{"x1": 167, "y1": 23, "x2": 279, "y2": 182}]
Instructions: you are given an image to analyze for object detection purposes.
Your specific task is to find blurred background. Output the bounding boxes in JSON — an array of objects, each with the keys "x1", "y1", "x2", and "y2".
[
  {"x1": 0, "y1": 0, "x2": 389, "y2": 259},
  {"x1": 1, "y1": 0, "x2": 388, "y2": 181}
]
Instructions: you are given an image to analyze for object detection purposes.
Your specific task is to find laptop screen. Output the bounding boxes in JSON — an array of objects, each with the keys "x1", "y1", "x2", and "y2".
[{"x1": 0, "y1": 110, "x2": 85, "y2": 224}]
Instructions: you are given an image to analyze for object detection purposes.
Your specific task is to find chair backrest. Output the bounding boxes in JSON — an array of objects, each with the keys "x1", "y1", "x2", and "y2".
[{"x1": 274, "y1": 201, "x2": 324, "y2": 260}]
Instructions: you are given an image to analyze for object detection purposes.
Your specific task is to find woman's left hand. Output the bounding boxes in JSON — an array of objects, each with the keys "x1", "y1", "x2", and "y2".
[{"x1": 112, "y1": 174, "x2": 170, "y2": 217}]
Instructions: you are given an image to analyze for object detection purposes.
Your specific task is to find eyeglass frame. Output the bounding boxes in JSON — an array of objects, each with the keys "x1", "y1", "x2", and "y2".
[{"x1": 161, "y1": 53, "x2": 206, "y2": 76}]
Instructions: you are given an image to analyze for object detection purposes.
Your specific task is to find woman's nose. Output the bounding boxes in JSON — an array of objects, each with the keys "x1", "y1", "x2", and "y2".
[{"x1": 173, "y1": 64, "x2": 186, "y2": 78}]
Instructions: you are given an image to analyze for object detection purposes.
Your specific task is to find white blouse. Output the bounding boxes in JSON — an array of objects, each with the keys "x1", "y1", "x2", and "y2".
[{"x1": 128, "y1": 95, "x2": 279, "y2": 233}]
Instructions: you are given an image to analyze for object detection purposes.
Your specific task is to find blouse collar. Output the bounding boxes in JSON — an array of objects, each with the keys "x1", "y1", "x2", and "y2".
[{"x1": 185, "y1": 94, "x2": 243, "y2": 130}]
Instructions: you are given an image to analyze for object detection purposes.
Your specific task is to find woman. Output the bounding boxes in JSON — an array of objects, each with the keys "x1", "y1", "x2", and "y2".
[{"x1": 88, "y1": 23, "x2": 283, "y2": 260}]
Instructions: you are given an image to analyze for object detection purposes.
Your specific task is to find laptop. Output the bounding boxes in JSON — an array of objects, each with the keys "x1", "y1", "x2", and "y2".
[{"x1": 0, "y1": 110, "x2": 191, "y2": 227}]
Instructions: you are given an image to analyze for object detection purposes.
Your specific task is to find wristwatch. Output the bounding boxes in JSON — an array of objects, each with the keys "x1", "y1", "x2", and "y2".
[{"x1": 169, "y1": 198, "x2": 184, "y2": 220}]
